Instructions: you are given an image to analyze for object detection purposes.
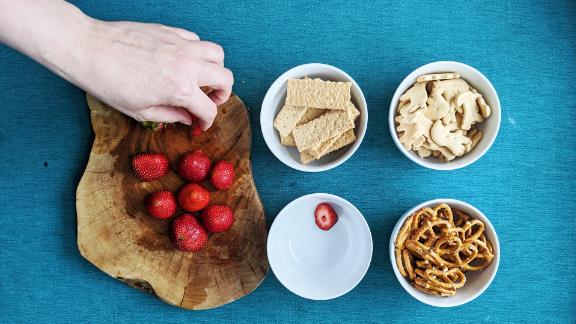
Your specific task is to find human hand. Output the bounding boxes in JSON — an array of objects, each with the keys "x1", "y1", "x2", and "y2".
[
  {"x1": 77, "y1": 21, "x2": 233, "y2": 129},
  {"x1": 0, "y1": 1, "x2": 233, "y2": 130}
]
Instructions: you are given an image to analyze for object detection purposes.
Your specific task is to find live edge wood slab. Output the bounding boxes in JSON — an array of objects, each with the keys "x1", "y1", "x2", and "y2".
[{"x1": 76, "y1": 94, "x2": 268, "y2": 310}]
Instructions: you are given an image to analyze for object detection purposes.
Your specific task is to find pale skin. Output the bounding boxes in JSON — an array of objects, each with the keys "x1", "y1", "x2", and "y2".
[{"x1": 0, "y1": 0, "x2": 233, "y2": 130}]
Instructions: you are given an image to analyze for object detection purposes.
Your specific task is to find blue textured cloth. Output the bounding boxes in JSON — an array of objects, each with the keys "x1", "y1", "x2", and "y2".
[{"x1": 1, "y1": 0, "x2": 575, "y2": 323}]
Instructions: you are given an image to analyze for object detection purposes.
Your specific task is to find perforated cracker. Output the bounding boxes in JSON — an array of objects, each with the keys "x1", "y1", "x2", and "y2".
[
  {"x1": 347, "y1": 102, "x2": 360, "y2": 121},
  {"x1": 300, "y1": 151, "x2": 316, "y2": 164},
  {"x1": 273, "y1": 105, "x2": 307, "y2": 137},
  {"x1": 278, "y1": 107, "x2": 326, "y2": 147},
  {"x1": 286, "y1": 78, "x2": 351, "y2": 110},
  {"x1": 280, "y1": 133, "x2": 296, "y2": 146},
  {"x1": 292, "y1": 111, "x2": 354, "y2": 151},
  {"x1": 299, "y1": 107, "x2": 327, "y2": 124},
  {"x1": 323, "y1": 129, "x2": 356, "y2": 156},
  {"x1": 307, "y1": 129, "x2": 355, "y2": 159},
  {"x1": 307, "y1": 134, "x2": 341, "y2": 159}
]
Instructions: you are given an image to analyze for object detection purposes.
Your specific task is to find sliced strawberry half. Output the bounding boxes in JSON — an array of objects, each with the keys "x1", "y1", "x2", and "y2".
[{"x1": 314, "y1": 203, "x2": 338, "y2": 231}]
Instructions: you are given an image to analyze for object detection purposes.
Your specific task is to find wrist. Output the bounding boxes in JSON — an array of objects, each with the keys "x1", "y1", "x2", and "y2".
[
  {"x1": 34, "y1": 6, "x2": 97, "y2": 85},
  {"x1": 0, "y1": 0, "x2": 98, "y2": 87}
]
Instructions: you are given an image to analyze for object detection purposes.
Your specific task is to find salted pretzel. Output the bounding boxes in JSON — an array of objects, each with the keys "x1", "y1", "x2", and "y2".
[
  {"x1": 413, "y1": 282, "x2": 454, "y2": 296},
  {"x1": 415, "y1": 267, "x2": 466, "y2": 290},
  {"x1": 394, "y1": 204, "x2": 494, "y2": 297},
  {"x1": 453, "y1": 208, "x2": 470, "y2": 227},
  {"x1": 403, "y1": 249, "x2": 416, "y2": 280},
  {"x1": 433, "y1": 204, "x2": 453, "y2": 224}
]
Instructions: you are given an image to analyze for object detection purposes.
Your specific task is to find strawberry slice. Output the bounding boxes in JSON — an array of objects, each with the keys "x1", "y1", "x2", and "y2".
[{"x1": 314, "y1": 203, "x2": 338, "y2": 231}]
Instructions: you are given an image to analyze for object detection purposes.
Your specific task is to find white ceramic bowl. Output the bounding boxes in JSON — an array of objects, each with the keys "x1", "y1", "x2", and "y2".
[
  {"x1": 261, "y1": 63, "x2": 368, "y2": 172},
  {"x1": 389, "y1": 199, "x2": 500, "y2": 307},
  {"x1": 388, "y1": 61, "x2": 501, "y2": 170},
  {"x1": 268, "y1": 193, "x2": 373, "y2": 300}
]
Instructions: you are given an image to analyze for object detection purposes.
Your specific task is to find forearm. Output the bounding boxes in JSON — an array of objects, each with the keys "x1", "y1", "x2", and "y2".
[{"x1": 0, "y1": 0, "x2": 93, "y2": 84}]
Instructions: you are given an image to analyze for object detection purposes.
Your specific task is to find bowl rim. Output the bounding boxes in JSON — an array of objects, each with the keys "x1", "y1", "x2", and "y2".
[
  {"x1": 388, "y1": 198, "x2": 500, "y2": 307},
  {"x1": 388, "y1": 61, "x2": 501, "y2": 170},
  {"x1": 267, "y1": 192, "x2": 373, "y2": 300},
  {"x1": 261, "y1": 63, "x2": 368, "y2": 172}
]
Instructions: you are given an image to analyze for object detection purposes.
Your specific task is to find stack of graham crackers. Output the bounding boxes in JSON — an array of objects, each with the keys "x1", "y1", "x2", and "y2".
[{"x1": 273, "y1": 78, "x2": 360, "y2": 164}]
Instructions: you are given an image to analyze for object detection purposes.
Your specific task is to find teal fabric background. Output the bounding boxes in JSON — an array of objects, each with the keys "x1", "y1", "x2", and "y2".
[{"x1": 1, "y1": 0, "x2": 575, "y2": 323}]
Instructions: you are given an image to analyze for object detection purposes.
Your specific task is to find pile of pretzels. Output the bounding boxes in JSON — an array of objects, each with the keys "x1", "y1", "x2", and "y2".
[{"x1": 394, "y1": 204, "x2": 494, "y2": 296}]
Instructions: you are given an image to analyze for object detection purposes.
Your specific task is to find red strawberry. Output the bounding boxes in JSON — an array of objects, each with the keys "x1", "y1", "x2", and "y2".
[
  {"x1": 177, "y1": 183, "x2": 210, "y2": 212},
  {"x1": 200, "y1": 205, "x2": 235, "y2": 233},
  {"x1": 190, "y1": 115, "x2": 203, "y2": 137},
  {"x1": 131, "y1": 152, "x2": 169, "y2": 181},
  {"x1": 145, "y1": 191, "x2": 177, "y2": 219},
  {"x1": 210, "y1": 160, "x2": 235, "y2": 190},
  {"x1": 178, "y1": 150, "x2": 211, "y2": 182},
  {"x1": 171, "y1": 214, "x2": 208, "y2": 252},
  {"x1": 314, "y1": 203, "x2": 338, "y2": 231}
]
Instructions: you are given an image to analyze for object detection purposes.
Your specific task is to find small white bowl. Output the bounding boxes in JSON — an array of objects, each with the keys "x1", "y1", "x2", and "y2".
[
  {"x1": 389, "y1": 199, "x2": 500, "y2": 307},
  {"x1": 388, "y1": 61, "x2": 501, "y2": 170},
  {"x1": 261, "y1": 63, "x2": 368, "y2": 172},
  {"x1": 268, "y1": 193, "x2": 373, "y2": 300}
]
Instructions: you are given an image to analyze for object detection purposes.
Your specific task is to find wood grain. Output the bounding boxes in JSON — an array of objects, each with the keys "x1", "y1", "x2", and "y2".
[{"x1": 76, "y1": 94, "x2": 268, "y2": 310}]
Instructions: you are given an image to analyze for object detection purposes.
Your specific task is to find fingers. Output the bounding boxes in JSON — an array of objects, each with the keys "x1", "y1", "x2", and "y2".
[
  {"x1": 140, "y1": 106, "x2": 193, "y2": 125},
  {"x1": 199, "y1": 86, "x2": 229, "y2": 107},
  {"x1": 208, "y1": 88, "x2": 231, "y2": 106},
  {"x1": 197, "y1": 63, "x2": 233, "y2": 98},
  {"x1": 191, "y1": 41, "x2": 225, "y2": 65},
  {"x1": 189, "y1": 88, "x2": 218, "y2": 130},
  {"x1": 197, "y1": 64, "x2": 233, "y2": 105},
  {"x1": 158, "y1": 24, "x2": 224, "y2": 65},
  {"x1": 161, "y1": 25, "x2": 200, "y2": 41},
  {"x1": 172, "y1": 88, "x2": 218, "y2": 130},
  {"x1": 198, "y1": 63, "x2": 233, "y2": 87}
]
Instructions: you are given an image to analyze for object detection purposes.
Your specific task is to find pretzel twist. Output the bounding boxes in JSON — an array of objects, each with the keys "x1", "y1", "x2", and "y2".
[{"x1": 394, "y1": 204, "x2": 494, "y2": 297}]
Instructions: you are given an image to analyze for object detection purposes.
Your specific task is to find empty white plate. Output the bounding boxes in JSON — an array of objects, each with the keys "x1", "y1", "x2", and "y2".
[{"x1": 267, "y1": 193, "x2": 373, "y2": 300}]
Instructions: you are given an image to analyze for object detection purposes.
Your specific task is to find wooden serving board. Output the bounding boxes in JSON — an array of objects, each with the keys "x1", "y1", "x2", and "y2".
[{"x1": 76, "y1": 94, "x2": 268, "y2": 310}]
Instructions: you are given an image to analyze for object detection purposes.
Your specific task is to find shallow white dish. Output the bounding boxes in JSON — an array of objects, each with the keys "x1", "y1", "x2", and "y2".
[
  {"x1": 261, "y1": 63, "x2": 368, "y2": 172},
  {"x1": 388, "y1": 61, "x2": 501, "y2": 170},
  {"x1": 268, "y1": 193, "x2": 373, "y2": 300},
  {"x1": 389, "y1": 199, "x2": 500, "y2": 307}
]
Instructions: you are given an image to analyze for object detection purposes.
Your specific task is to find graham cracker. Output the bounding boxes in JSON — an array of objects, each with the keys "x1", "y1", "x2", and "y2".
[
  {"x1": 300, "y1": 151, "x2": 316, "y2": 164},
  {"x1": 292, "y1": 111, "x2": 354, "y2": 152},
  {"x1": 347, "y1": 102, "x2": 360, "y2": 121},
  {"x1": 323, "y1": 129, "x2": 356, "y2": 156},
  {"x1": 308, "y1": 133, "x2": 342, "y2": 159},
  {"x1": 273, "y1": 105, "x2": 307, "y2": 137},
  {"x1": 303, "y1": 129, "x2": 357, "y2": 162},
  {"x1": 280, "y1": 133, "x2": 296, "y2": 146},
  {"x1": 286, "y1": 78, "x2": 351, "y2": 110},
  {"x1": 299, "y1": 107, "x2": 327, "y2": 124},
  {"x1": 278, "y1": 107, "x2": 326, "y2": 146}
]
